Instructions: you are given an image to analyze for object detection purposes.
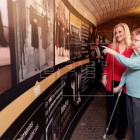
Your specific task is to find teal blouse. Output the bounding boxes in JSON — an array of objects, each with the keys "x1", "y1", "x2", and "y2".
[{"x1": 114, "y1": 52, "x2": 140, "y2": 98}]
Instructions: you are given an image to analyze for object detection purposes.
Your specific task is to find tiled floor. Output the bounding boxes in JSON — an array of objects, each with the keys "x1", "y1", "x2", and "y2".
[{"x1": 70, "y1": 88, "x2": 131, "y2": 140}]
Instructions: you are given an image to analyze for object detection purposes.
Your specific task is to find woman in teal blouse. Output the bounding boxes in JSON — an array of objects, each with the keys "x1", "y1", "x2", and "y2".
[{"x1": 102, "y1": 32, "x2": 140, "y2": 140}]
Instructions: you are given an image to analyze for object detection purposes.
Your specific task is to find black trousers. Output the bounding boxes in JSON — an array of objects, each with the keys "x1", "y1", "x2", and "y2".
[
  {"x1": 106, "y1": 81, "x2": 128, "y2": 139},
  {"x1": 95, "y1": 62, "x2": 102, "y2": 89},
  {"x1": 126, "y1": 94, "x2": 140, "y2": 140}
]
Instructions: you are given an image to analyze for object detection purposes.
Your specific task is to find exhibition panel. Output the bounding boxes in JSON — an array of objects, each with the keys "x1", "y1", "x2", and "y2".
[{"x1": 0, "y1": 0, "x2": 96, "y2": 139}]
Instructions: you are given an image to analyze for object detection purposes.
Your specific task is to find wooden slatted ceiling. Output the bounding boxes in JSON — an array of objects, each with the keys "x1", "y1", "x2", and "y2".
[{"x1": 80, "y1": 0, "x2": 140, "y2": 25}]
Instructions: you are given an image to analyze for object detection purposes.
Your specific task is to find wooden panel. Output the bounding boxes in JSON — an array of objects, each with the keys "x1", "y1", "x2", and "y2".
[
  {"x1": 79, "y1": 0, "x2": 140, "y2": 25},
  {"x1": 97, "y1": 17, "x2": 140, "y2": 33}
]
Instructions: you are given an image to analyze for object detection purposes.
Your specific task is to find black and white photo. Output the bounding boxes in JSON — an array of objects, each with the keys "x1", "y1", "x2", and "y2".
[
  {"x1": 13, "y1": 0, "x2": 54, "y2": 83},
  {"x1": 55, "y1": 0, "x2": 70, "y2": 65},
  {"x1": 70, "y1": 13, "x2": 82, "y2": 60}
]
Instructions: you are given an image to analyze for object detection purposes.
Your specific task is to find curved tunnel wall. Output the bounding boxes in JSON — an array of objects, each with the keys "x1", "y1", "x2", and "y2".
[{"x1": 0, "y1": 0, "x2": 96, "y2": 139}]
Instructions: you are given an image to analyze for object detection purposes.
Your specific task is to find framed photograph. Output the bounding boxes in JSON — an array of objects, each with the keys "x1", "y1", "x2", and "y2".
[
  {"x1": 13, "y1": 0, "x2": 54, "y2": 83},
  {"x1": 55, "y1": 0, "x2": 70, "y2": 65}
]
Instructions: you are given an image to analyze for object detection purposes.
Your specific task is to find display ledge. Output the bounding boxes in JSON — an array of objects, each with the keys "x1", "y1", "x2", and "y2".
[{"x1": 0, "y1": 59, "x2": 89, "y2": 137}]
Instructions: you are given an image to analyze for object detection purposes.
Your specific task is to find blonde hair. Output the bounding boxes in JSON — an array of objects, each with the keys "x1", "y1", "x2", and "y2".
[{"x1": 112, "y1": 23, "x2": 131, "y2": 50}]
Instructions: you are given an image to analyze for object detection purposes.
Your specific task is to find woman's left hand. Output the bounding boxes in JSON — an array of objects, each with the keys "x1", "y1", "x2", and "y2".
[
  {"x1": 102, "y1": 46, "x2": 117, "y2": 55},
  {"x1": 113, "y1": 85, "x2": 122, "y2": 93}
]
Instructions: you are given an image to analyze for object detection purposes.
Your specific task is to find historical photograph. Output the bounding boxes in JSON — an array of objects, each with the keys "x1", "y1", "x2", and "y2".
[
  {"x1": 13, "y1": 0, "x2": 54, "y2": 83},
  {"x1": 71, "y1": 72, "x2": 81, "y2": 105},
  {"x1": 46, "y1": 108, "x2": 60, "y2": 140},
  {"x1": 55, "y1": 0, "x2": 70, "y2": 65},
  {"x1": 70, "y1": 13, "x2": 82, "y2": 60}
]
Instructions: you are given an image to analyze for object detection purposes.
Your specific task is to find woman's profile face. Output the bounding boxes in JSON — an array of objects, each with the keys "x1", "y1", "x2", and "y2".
[
  {"x1": 115, "y1": 26, "x2": 125, "y2": 42},
  {"x1": 132, "y1": 35, "x2": 140, "y2": 52},
  {"x1": 131, "y1": 31, "x2": 136, "y2": 41}
]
